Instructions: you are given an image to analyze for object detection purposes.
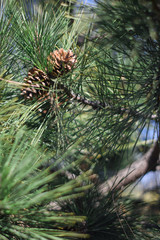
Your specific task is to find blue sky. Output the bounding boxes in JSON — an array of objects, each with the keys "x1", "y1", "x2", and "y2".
[{"x1": 77, "y1": 0, "x2": 96, "y2": 5}]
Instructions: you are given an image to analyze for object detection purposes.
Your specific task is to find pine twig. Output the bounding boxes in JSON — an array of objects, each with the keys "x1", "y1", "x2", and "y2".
[
  {"x1": 0, "y1": 78, "x2": 158, "y2": 120},
  {"x1": 70, "y1": 91, "x2": 107, "y2": 109}
]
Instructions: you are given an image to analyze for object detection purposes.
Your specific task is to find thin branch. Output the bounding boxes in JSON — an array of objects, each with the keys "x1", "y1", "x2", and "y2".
[
  {"x1": 70, "y1": 91, "x2": 107, "y2": 109},
  {"x1": 68, "y1": 91, "x2": 157, "y2": 120},
  {"x1": 99, "y1": 141, "x2": 160, "y2": 195},
  {"x1": 0, "y1": 78, "x2": 158, "y2": 119}
]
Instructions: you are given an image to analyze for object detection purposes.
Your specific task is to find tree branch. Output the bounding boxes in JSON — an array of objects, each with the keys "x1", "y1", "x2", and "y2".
[
  {"x1": 99, "y1": 141, "x2": 160, "y2": 195},
  {"x1": 1, "y1": 78, "x2": 158, "y2": 120},
  {"x1": 69, "y1": 91, "x2": 107, "y2": 109}
]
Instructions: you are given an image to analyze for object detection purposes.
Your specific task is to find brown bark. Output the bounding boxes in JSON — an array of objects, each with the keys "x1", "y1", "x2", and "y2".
[
  {"x1": 99, "y1": 141, "x2": 160, "y2": 195},
  {"x1": 0, "y1": 78, "x2": 158, "y2": 120}
]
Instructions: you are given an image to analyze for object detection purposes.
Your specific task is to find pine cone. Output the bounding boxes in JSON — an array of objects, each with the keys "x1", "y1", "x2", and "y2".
[
  {"x1": 21, "y1": 67, "x2": 51, "y2": 99},
  {"x1": 47, "y1": 48, "x2": 77, "y2": 78}
]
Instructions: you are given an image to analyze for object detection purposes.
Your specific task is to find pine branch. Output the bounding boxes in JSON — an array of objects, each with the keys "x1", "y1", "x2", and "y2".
[
  {"x1": 0, "y1": 78, "x2": 158, "y2": 120},
  {"x1": 99, "y1": 140, "x2": 160, "y2": 195},
  {"x1": 69, "y1": 91, "x2": 107, "y2": 109}
]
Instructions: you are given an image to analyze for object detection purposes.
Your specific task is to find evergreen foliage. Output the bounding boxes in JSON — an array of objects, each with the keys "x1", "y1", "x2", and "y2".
[
  {"x1": 1, "y1": 0, "x2": 160, "y2": 239},
  {"x1": 0, "y1": 128, "x2": 92, "y2": 239},
  {"x1": 59, "y1": 185, "x2": 141, "y2": 240},
  {"x1": 94, "y1": 0, "x2": 160, "y2": 146}
]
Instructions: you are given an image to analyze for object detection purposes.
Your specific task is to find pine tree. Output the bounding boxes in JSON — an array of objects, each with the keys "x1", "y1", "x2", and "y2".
[{"x1": 1, "y1": 0, "x2": 160, "y2": 239}]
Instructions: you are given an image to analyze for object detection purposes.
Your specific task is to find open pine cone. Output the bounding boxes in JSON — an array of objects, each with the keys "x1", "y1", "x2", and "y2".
[
  {"x1": 47, "y1": 48, "x2": 77, "y2": 78},
  {"x1": 21, "y1": 67, "x2": 51, "y2": 100}
]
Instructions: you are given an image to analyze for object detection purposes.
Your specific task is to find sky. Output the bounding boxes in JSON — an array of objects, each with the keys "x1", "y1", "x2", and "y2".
[{"x1": 77, "y1": 0, "x2": 96, "y2": 5}]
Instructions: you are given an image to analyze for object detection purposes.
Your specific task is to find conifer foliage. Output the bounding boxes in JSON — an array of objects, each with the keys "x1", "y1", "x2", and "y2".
[
  {"x1": 1, "y1": 0, "x2": 160, "y2": 239},
  {"x1": 94, "y1": 0, "x2": 160, "y2": 145},
  {"x1": 0, "y1": 129, "x2": 91, "y2": 240}
]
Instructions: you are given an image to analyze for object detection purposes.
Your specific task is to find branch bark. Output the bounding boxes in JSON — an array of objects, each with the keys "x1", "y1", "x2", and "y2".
[
  {"x1": 99, "y1": 141, "x2": 160, "y2": 195},
  {"x1": 0, "y1": 78, "x2": 158, "y2": 120}
]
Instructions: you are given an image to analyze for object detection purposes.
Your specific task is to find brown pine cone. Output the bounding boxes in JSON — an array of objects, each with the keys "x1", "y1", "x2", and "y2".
[
  {"x1": 47, "y1": 48, "x2": 77, "y2": 78},
  {"x1": 21, "y1": 67, "x2": 51, "y2": 99}
]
